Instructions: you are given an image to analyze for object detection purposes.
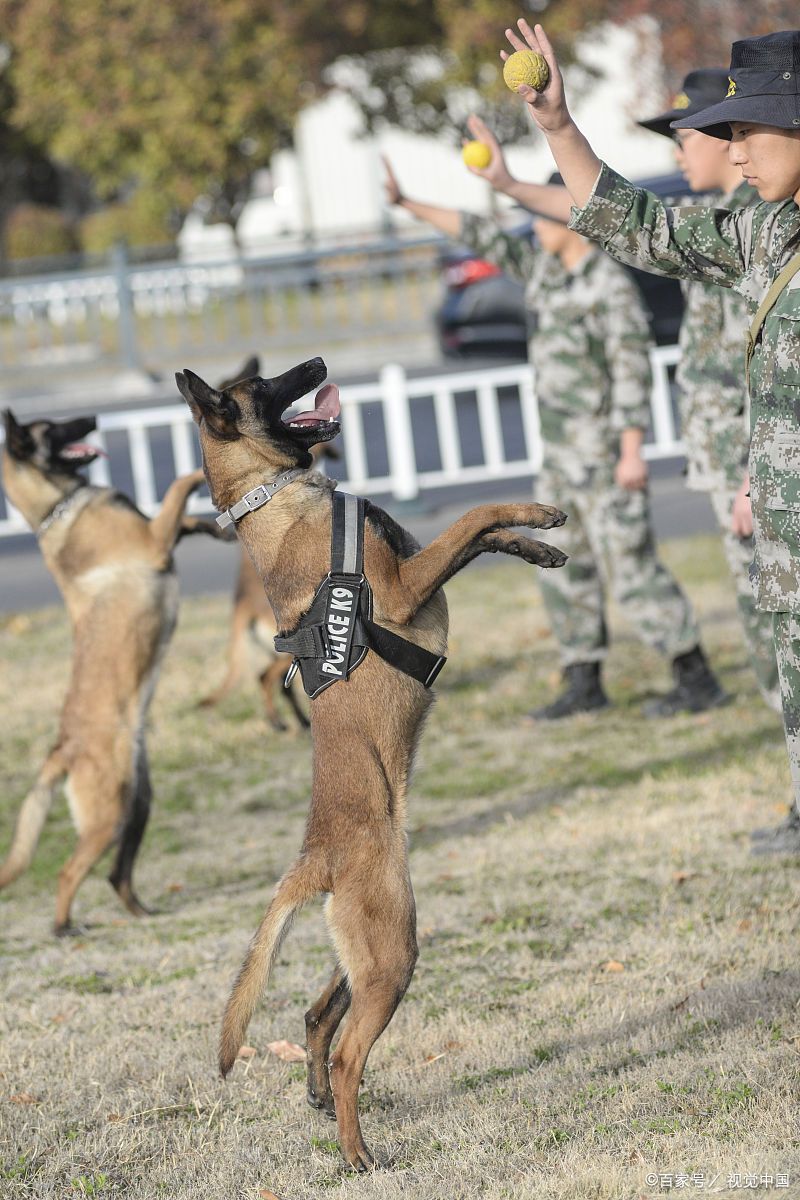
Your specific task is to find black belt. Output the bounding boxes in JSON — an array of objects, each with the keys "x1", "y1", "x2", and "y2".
[{"x1": 274, "y1": 492, "x2": 446, "y2": 699}]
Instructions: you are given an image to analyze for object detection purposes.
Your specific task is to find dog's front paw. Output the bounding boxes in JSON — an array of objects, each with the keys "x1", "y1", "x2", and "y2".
[{"x1": 541, "y1": 506, "x2": 568, "y2": 529}]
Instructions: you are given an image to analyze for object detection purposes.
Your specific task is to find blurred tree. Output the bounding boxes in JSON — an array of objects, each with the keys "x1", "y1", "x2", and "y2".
[
  {"x1": 0, "y1": 61, "x2": 61, "y2": 267},
  {"x1": 333, "y1": 1, "x2": 576, "y2": 146},
  {"x1": 2, "y1": 0, "x2": 794, "y2": 245},
  {"x1": 0, "y1": 0, "x2": 565, "y2": 226},
  {"x1": 547, "y1": 0, "x2": 800, "y2": 90},
  {"x1": 5, "y1": 202, "x2": 77, "y2": 261},
  {"x1": 0, "y1": 0, "x2": 317, "y2": 229}
]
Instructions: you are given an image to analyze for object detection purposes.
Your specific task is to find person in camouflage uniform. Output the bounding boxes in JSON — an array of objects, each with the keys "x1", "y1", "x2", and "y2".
[
  {"x1": 500, "y1": 18, "x2": 800, "y2": 848},
  {"x1": 382, "y1": 155, "x2": 726, "y2": 718},
  {"x1": 638, "y1": 70, "x2": 781, "y2": 711}
]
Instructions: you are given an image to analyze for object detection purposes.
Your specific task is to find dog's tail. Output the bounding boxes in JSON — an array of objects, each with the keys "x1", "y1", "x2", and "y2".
[
  {"x1": 0, "y1": 750, "x2": 66, "y2": 888},
  {"x1": 219, "y1": 855, "x2": 323, "y2": 1076}
]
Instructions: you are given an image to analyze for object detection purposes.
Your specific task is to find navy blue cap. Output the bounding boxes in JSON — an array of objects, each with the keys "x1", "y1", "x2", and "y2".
[
  {"x1": 638, "y1": 70, "x2": 730, "y2": 139},
  {"x1": 673, "y1": 31, "x2": 800, "y2": 140}
]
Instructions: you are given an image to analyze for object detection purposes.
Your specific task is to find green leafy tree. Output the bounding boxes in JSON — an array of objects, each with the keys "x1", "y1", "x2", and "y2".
[{"x1": 0, "y1": 0, "x2": 312, "y2": 226}]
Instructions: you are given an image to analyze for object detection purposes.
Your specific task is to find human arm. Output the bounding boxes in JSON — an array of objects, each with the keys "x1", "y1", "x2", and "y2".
[
  {"x1": 382, "y1": 156, "x2": 461, "y2": 239},
  {"x1": 500, "y1": 19, "x2": 752, "y2": 289},
  {"x1": 463, "y1": 114, "x2": 572, "y2": 223},
  {"x1": 615, "y1": 428, "x2": 648, "y2": 491},
  {"x1": 601, "y1": 261, "x2": 653, "y2": 488},
  {"x1": 731, "y1": 473, "x2": 754, "y2": 538},
  {"x1": 383, "y1": 146, "x2": 537, "y2": 282}
]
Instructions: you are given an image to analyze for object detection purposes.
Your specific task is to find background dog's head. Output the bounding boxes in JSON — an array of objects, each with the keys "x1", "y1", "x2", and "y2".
[
  {"x1": 176, "y1": 357, "x2": 341, "y2": 485},
  {"x1": 2, "y1": 409, "x2": 101, "y2": 482}
]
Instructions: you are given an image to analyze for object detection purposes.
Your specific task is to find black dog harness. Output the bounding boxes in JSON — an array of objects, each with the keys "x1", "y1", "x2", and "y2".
[{"x1": 274, "y1": 491, "x2": 447, "y2": 699}]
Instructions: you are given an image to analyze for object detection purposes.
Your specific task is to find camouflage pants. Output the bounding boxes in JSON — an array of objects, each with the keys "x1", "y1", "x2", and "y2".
[
  {"x1": 535, "y1": 467, "x2": 700, "y2": 666},
  {"x1": 707, "y1": 485, "x2": 781, "y2": 712},
  {"x1": 772, "y1": 612, "x2": 800, "y2": 809}
]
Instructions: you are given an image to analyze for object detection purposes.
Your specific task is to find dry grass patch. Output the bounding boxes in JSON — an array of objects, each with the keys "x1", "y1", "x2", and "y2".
[{"x1": 1, "y1": 533, "x2": 799, "y2": 1198}]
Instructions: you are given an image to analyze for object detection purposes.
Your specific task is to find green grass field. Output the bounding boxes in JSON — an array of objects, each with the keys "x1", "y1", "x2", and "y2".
[{"x1": 1, "y1": 533, "x2": 798, "y2": 1198}]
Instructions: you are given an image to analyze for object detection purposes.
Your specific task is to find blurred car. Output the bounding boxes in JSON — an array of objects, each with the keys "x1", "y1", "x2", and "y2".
[{"x1": 435, "y1": 172, "x2": 704, "y2": 359}]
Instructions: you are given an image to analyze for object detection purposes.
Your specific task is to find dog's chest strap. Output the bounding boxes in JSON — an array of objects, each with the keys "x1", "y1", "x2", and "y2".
[{"x1": 274, "y1": 491, "x2": 447, "y2": 699}]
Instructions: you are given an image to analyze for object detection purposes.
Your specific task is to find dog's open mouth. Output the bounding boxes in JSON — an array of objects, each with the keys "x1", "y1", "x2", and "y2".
[
  {"x1": 57, "y1": 441, "x2": 105, "y2": 466},
  {"x1": 281, "y1": 382, "x2": 341, "y2": 438}
]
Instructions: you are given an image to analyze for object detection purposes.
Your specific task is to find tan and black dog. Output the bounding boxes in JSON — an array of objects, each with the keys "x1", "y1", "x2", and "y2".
[
  {"x1": 0, "y1": 409, "x2": 216, "y2": 934},
  {"x1": 199, "y1": 355, "x2": 318, "y2": 730},
  {"x1": 176, "y1": 358, "x2": 567, "y2": 1171}
]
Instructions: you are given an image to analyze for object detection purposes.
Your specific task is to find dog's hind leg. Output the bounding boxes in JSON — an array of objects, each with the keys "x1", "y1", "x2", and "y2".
[
  {"x1": 198, "y1": 605, "x2": 251, "y2": 708},
  {"x1": 54, "y1": 758, "x2": 122, "y2": 935},
  {"x1": 305, "y1": 964, "x2": 351, "y2": 1117},
  {"x1": 326, "y1": 867, "x2": 418, "y2": 1171},
  {"x1": 108, "y1": 743, "x2": 153, "y2": 917},
  {"x1": 259, "y1": 657, "x2": 294, "y2": 731},
  {"x1": 0, "y1": 748, "x2": 67, "y2": 888},
  {"x1": 283, "y1": 668, "x2": 311, "y2": 732}
]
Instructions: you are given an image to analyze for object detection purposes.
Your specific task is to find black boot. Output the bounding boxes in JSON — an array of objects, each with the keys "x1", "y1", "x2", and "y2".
[
  {"x1": 643, "y1": 645, "x2": 729, "y2": 718},
  {"x1": 529, "y1": 662, "x2": 610, "y2": 721},
  {"x1": 750, "y1": 805, "x2": 800, "y2": 853}
]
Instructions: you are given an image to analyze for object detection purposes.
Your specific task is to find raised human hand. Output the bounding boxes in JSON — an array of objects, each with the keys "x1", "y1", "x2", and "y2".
[
  {"x1": 500, "y1": 20, "x2": 570, "y2": 135},
  {"x1": 463, "y1": 114, "x2": 515, "y2": 191},
  {"x1": 381, "y1": 155, "x2": 403, "y2": 206}
]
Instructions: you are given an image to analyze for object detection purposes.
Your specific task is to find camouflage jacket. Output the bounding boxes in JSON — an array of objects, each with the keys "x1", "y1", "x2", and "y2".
[
  {"x1": 570, "y1": 163, "x2": 800, "y2": 612},
  {"x1": 459, "y1": 212, "x2": 652, "y2": 485},
  {"x1": 677, "y1": 181, "x2": 757, "y2": 493}
]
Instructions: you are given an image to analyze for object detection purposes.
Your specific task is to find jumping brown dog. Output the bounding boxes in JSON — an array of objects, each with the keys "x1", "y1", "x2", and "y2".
[
  {"x1": 176, "y1": 358, "x2": 567, "y2": 1170},
  {"x1": 0, "y1": 409, "x2": 216, "y2": 934}
]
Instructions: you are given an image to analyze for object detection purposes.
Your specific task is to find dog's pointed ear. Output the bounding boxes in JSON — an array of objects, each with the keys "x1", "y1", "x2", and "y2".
[
  {"x1": 176, "y1": 370, "x2": 240, "y2": 440},
  {"x1": 176, "y1": 370, "x2": 221, "y2": 414},
  {"x1": 2, "y1": 408, "x2": 34, "y2": 460},
  {"x1": 238, "y1": 355, "x2": 259, "y2": 380},
  {"x1": 214, "y1": 355, "x2": 260, "y2": 392}
]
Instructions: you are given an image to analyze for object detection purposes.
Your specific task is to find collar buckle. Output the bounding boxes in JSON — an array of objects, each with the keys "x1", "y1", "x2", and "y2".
[{"x1": 243, "y1": 484, "x2": 270, "y2": 512}]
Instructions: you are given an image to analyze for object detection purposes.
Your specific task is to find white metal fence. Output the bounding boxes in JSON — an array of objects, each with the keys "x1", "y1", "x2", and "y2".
[
  {"x1": 0, "y1": 348, "x2": 683, "y2": 539},
  {"x1": 0, "y1": 237, "x2": 442, "y2": 378}
]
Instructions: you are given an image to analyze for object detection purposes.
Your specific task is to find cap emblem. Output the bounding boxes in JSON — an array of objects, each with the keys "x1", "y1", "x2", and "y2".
[
  {"x1": 726, "y1": 76, "x2": 737, "y2": 97},
  {"x1": 672, "y1": 92, "x2": 690, "y2": 109}
]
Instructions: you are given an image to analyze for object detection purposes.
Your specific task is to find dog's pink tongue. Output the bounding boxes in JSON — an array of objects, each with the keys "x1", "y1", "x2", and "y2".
[{"x1": 289, "y1": 383, "x2": 341, "y2": 425}]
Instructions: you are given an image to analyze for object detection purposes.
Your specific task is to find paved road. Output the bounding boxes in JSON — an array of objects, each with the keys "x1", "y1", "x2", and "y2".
[{"x1": 0, "y1": 460, "x2": 716, "y2": 613}]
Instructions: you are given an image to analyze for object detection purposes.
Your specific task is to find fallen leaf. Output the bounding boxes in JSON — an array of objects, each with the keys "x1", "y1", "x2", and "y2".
[
  {"x1": 423, "y1": 1052, "x2": 447, "y2": 1065},
  {"x1": 236, "y1": 1045, "x2": 257, "y2": 1059},
  {"x1": 8, "y1": 1093, "x2": 38, "y2": 1105},
  {"x1": 167, "y1": 883, "x2": 184, "y2": 893},
  {"x1": 672, "y1": 871, "x2": 693, "y2": 884},
  {"x1": 601, "y1": 960, "x2": 625, "y2": 973},
  {"x1": 738, "y1": 918, "x2": 752, "y2": 932},
  {"x1": 107, "y1": 1112, "x2": 123, "y2": 1123},
  {"x1": 443, "y1": 1040, "x2": 465, "y2": 1051},
  {"x1": 259, "y1": 1189, "x2": 280, "y2": 1199},
  {"x1": 266, "y1": 1040, "x2": 306, "y2": 1063},
  {"x1": 51, "y1": 1013, "x2": 69, "y2": 1024}
]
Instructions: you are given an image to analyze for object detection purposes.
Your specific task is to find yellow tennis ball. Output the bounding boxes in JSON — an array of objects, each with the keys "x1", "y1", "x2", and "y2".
[
  {"x1": 461, "y1": 140, "x2": 492, "y2": 170},
  {"x1": 503, "y1": 49, "x2": 549, "y2": 93}
]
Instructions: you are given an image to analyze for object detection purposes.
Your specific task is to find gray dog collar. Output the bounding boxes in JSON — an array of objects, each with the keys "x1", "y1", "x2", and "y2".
[
  {"x1": 216, "y1": 468, "x2": 306, "y2": 530},
  {"x1": 37, "y1": 486, "x2": 100, "y2": 538}
]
